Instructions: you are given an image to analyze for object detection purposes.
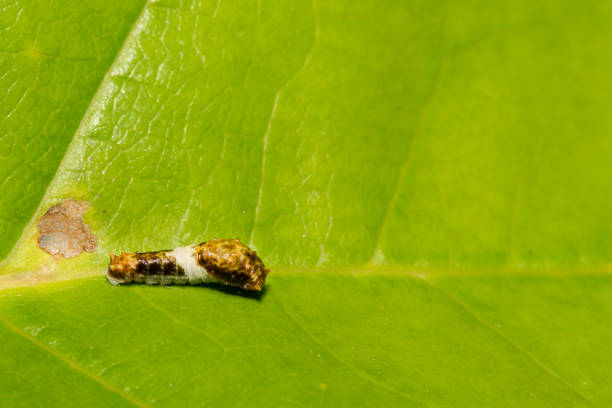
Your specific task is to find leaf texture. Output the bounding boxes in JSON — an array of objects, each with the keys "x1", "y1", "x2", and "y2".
[{"x1": 1, "y1": 0, "x2": 612, "y2": 406}]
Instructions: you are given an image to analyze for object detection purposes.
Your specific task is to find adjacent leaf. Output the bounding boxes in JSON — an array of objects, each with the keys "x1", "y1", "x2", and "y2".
[{"x1": 1, "y1": 0, "x2": 611, "y2": 406}]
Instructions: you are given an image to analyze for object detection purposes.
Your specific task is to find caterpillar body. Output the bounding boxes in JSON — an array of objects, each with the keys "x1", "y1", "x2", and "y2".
[{"x1": 106, "y1": 238, "x2": 269, "y2": 291}]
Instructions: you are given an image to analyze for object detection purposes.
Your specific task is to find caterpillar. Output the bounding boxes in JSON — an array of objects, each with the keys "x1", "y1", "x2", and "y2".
[{"x1": 106, "y1": 238, "x2": 269, "y2": 291}]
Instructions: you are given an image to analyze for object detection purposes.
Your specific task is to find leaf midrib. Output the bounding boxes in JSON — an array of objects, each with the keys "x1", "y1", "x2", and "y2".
[
  {"x1": 1, "y1": 265, "x2": 611, "y2": 294},
  {"x1": 0, "y1": 0, "x2": 151, "y2": 271}
]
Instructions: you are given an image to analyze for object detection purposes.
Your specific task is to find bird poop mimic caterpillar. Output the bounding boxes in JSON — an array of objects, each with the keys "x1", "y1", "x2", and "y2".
[{"x1": 107, "y1": 238, "x2": 269, "y2": 291}]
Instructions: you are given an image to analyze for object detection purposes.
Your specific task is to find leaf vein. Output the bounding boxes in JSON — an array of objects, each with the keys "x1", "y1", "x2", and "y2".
[
  {"x1": 133, "y1": 290, "x2": 225, "y2": 351},
  {"x1": 368, "y1": 58, "x2": 450, "y2": 264},
  {"x1": 248, "y1": 0, "x2": 319, "y2": 247},
  {"x1": 0, "y1": 313, "x2": 149, "y2": 408},
  {"x1": 273, "y1": 291, "x2": 422, "y2": 405},
  {"x1": 0, "y1": 0, "x2": 151, "y2": 270},
  {"x1": 417, "y1": 276, "x2": 599, "y2": 407}
]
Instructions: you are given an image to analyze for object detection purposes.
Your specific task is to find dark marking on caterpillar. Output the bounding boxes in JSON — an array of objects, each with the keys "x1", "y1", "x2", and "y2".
[
  {"x1": 194, "y1": 239, "x2": 269, "y2": 291},
  {"x1": 108, "y1": 250, "x2": 185, "y2": 285},
  {"x1": 107, "y1": 238, "x2": 269, "y2": 291}
]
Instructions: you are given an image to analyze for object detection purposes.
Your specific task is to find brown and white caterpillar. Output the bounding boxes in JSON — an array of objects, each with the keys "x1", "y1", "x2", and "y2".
[{"x1": 106, "y1": 238, "x2": 269, "y2": 291}]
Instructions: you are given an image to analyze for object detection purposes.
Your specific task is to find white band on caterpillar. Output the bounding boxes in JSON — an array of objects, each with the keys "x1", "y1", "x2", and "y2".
[{"x1": 172, "y1": 245, "x2": 213, "y2": 284}]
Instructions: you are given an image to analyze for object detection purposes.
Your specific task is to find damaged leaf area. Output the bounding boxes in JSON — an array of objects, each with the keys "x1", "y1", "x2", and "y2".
[{"x1": 37, "y1": 199, "x2": 97, "y2": 259}]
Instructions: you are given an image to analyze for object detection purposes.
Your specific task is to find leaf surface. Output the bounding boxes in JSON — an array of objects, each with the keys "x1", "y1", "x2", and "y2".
[{"x1": 1, "y1": 0, "x2": 611, "y2": 406}]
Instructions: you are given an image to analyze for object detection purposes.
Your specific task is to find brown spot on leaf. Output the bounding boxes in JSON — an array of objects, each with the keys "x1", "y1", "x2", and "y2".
[{"x1": 37, "y1": 199, "x2": 97, "y2": 258}]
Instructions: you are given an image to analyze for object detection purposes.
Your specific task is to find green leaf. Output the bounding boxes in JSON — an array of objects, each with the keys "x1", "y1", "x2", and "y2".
[
  {"x1": 1, "y1": 0, "x2": 611, "y2": 406},
  {"x1": 0, "y1": 0, "x2": 147, "y2": 259},
  {"x1": 2, "y1": 273, "x2": 610, "y2": 407}
]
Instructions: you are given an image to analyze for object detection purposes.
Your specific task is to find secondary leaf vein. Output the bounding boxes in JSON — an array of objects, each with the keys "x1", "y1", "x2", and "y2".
[
  {"x1": 248, "y1": 0, "x2": 319, "y2": 247},
  {"x1": 273, "y1": 291, "x2": 422, "y2": 405},
  {"x1": 0, "y1": 312, "x2": 149, "y2": 408},
  {"x1": 368, "y1": 58, "x2": 450, "y2": 264},
  {"x1": 417, "y1": 276, "x2": 598, "y2": 407},
  {"x1": 0, "y1": 0, "x2": 150, "y2": 270}
]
